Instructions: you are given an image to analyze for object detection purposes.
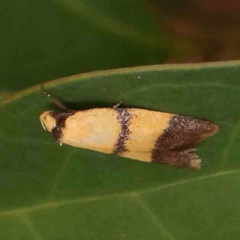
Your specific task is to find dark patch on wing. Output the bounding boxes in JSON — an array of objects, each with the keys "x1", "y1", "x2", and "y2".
[
  {"x1": 151, "y1": 115, "x2": 219, "y2": 169},
  {"x1": 114, "y1": 108, "x2": 132, "y2": 154},
  {"x1": 50, "y1": 111, "x2": 76, "y2": 140},
  {"x1": 49, "y1": 111, "x2": 62, "y2": 119},
  {"x1": 153, "y1": 115, "x2": 219, "y2": 151}
]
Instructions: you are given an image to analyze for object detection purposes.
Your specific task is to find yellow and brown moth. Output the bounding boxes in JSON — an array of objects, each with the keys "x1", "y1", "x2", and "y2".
[{"x1": 40, "y1": 88, "x2": 219, "y2": 170}]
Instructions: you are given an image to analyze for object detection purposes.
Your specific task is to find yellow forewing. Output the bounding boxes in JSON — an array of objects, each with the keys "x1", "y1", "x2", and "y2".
[
  {"x1": 62, "y1": 109, "x2": 120, "y2": 152},
  {"x1": 125, "y1": 109, "x2": 173, "y2": 152}
]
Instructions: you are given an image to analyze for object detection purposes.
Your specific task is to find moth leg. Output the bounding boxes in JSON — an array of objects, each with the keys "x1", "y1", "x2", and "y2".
[
  {"x1": 152, "y1": 149, "x2": 201, "y2": 170},
  {"x1": 113, "y1": 100, "x2": 123, "y2": 109},
  {"x1": 40, "y1": 85, "x2": 74, "y2": 112}
]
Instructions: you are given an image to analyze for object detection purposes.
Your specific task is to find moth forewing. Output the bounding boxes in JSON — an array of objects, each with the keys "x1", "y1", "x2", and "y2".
[{"x1": 40, "y1": 105, "x2": 219, "y2": 170}]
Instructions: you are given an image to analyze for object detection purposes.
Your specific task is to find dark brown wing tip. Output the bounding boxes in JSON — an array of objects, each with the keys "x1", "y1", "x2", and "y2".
[
  {"x1": 200, "y1": 122, "x2": 219, "y2": 141},
  {"x1": 213, "y1": 123, "x2": 220, "y2": 134},
  {"x1": 208, "y1": 122, "x2": 219, "y2": 134}
]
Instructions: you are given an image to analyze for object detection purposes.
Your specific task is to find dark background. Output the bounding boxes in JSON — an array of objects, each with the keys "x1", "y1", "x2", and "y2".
[{"x1": 1, "y1": 0, "x2": 240, "y2": 99}]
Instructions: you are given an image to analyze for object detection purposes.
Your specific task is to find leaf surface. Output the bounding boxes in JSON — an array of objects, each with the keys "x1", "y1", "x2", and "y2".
[{"x1": 1, "y1": 62, "x2": 240, "y2": 239}]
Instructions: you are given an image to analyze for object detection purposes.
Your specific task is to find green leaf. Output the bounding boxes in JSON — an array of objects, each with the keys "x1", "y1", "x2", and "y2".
[
  {"x1": 1, "y1": 61, "x2": 240, "y2": 239},
  {"x1": 0, "y1": 0, "x2": 170, "y2": 93},
  {"x1": 0, "y1": 90, "x2": 11, "y2": 103}
]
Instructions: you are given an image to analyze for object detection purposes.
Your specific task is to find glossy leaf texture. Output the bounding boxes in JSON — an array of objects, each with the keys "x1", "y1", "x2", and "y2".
[{"x1": 1, "y1": 62, "x2": 240, "y2": 240}]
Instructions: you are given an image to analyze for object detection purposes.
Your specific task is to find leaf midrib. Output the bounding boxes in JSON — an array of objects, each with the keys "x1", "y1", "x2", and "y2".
[{"x1": 0, "y1": 169, "x2": 239, "y2": 217}]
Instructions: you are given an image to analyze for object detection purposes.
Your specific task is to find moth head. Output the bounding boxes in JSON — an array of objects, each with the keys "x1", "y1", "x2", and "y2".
[{"x1": 40, "y1": 111, "x2": 57, "y2": 132}]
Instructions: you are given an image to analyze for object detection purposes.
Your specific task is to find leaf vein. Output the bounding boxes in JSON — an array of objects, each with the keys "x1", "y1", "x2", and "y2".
[
  {"x1": 134, "y1": 196, "x2": 176, "y2": 240},
  {"x1": 19, "y1": 214, "x2": 43, "y2": 240},
  {"x1": 48, "y1": 151, "x2": 74, "y2": 199},
  {"x1": 0, "y1": 169, "x2": 239, "y2": 217}
]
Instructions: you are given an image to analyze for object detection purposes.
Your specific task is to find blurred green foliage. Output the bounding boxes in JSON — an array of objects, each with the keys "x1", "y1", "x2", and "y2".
[{"x1": 0, "y1": 0, "x2": 171, "y2": 98}]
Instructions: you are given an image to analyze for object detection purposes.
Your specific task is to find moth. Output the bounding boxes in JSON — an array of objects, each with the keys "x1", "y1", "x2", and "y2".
[{"x1": 40, "y1": 87, "x2": 219, "y2": 170}]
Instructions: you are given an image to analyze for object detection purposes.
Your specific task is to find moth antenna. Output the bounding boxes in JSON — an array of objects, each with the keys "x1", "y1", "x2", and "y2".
[
  {"x1": 113, "y1": 100, "x2": 123, "y2": 109},
  {"x1": 40, "y1": 85, "x2": 74, "y2": 112}
]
